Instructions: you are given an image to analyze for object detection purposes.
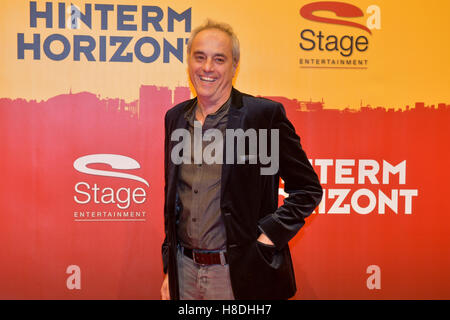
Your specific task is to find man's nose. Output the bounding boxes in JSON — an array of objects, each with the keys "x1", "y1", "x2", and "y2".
[{"x1": 202, "y1": 58, "x2": 214, "y2": 72}]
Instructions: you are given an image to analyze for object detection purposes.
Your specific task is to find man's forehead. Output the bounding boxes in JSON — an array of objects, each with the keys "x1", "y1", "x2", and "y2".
[{"x1": 192, "y1": 28, "x2": 232, "y2": 47}]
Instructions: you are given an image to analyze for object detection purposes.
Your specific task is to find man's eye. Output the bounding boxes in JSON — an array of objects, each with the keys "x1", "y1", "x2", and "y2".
[
  {"x1": 215, "y1": 58, "x2": 225, "y2": 63},
  {"x1": 195, "y1": 56, "x2": 205, "y2": 61}
]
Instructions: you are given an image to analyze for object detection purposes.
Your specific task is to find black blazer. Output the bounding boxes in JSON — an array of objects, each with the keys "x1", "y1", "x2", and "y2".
[{"x1": 162, "y1": 88, "x2": 323, "y2": 300}]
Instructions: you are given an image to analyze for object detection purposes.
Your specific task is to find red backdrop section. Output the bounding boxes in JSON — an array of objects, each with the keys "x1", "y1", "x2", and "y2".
[{"x1": 1, "y1": 88, "x2": 449, "y2": 299}]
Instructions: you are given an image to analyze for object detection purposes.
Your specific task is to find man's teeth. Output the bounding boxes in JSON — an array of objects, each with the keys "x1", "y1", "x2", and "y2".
[{"x1": 200, "y1": 76, "x2": 216, "y2": 82}]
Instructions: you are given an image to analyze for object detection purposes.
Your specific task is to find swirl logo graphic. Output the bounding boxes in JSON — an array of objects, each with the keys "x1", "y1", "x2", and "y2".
[{"x1": 73, "y1": 154, "x2": 149, "y2": 187}]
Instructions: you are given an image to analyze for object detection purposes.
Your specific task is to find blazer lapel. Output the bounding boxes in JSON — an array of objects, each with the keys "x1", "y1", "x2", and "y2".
[{"x1": 221, "y1": 88, "x2": 244, "y2": 201}]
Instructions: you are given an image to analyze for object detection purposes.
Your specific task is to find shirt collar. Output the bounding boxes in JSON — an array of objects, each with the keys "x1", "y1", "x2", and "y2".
[{"x1": 184, "y1": 95, "x2": 231, "y2": 126}]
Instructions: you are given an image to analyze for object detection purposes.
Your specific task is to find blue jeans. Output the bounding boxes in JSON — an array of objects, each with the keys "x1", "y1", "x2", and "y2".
[{"x1": 177, "y1": 247, "x2": 235, "y2": 300}]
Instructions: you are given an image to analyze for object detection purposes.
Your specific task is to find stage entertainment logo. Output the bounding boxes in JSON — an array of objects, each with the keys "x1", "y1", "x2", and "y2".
[
  {"x1": 72, "y1": 154, "x2": 149, "y2": 222},
  {"x1": 299, "y1": 1, "x2": 381, "y2": 69}
]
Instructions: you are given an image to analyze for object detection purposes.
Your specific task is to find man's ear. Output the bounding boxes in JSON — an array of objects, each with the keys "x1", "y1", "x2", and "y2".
[
  {"x1": 231, "y1": 61, "x2": 239, "y2": 87},
  {"x1": 232, "y1": 60, "x2": 239, "y2": 76}
]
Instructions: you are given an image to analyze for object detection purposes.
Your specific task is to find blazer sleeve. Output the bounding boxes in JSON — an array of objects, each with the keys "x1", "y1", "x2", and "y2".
[{"x1": 258, "y1": 102, "x2": 323, "y2": 250}]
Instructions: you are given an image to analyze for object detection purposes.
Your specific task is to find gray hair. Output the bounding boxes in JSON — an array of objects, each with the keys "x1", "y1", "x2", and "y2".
[{"x1": 187, "y1": 19, "x2": 240, "y2": 66}]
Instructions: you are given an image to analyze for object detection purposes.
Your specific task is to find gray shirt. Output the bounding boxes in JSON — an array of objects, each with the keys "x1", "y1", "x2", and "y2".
[{"x1": 176, "y1": 97, "x2": 231, "y2": 250}]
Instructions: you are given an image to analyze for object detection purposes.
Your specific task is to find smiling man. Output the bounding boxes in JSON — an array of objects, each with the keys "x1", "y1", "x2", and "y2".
[
  {"x1": 161, "y1": 19, "x2": 322, "y2": 300},
  {"x1": 187, "y1": 27, "x2": 237, "y2": 122}
]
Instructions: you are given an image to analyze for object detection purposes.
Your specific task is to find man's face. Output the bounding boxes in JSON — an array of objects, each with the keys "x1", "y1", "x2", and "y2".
[{"x1": 188, "y1": 28, "x2": 237, "y2": 105}]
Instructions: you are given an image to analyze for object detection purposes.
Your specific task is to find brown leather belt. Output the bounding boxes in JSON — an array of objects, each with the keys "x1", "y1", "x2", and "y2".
[{"x1": 183, "y1": 247, "x2": 228, "y2": 265}]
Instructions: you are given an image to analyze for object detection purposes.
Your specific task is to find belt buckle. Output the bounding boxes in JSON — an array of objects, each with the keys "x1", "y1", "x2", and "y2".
[{"x1": 219, "y1": 251, "x2": 226, "y2": 265}]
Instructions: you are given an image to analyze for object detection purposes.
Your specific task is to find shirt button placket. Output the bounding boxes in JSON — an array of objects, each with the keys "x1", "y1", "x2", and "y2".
[{"x1": 192, "y1": 163, "x2": 202, "y2": 247}]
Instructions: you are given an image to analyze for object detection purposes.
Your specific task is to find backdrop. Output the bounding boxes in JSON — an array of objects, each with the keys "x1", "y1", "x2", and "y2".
[{"x1": 1, "y1": 0, "x2": 449, "y2": 299}]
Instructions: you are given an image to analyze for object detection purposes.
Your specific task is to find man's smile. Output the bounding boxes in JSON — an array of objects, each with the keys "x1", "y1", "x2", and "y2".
[{"x1": 199, "y1": 76, "x2": 217, "y2": 83}]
